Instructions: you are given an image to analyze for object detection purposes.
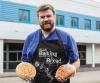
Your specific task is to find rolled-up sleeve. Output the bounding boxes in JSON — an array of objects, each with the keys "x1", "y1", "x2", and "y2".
[
  {"x1": 21, "y1": 35, "x2": 32, "y2": 62},
  {"x1": 67, "y1": 35, "x2": 79, "y2": 63},
  {"x1": 21, "y1": 30, "x2": 39, "y2": 62}
]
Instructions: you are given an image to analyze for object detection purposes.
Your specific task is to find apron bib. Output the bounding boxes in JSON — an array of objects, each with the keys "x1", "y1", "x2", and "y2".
[{"x1": 30, "y1": 30, "x2": 70, "y2": 83}]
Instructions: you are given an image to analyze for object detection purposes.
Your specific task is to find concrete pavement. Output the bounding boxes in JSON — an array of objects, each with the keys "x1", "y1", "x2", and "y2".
[
  {"x1": 0, "y1": 70, "x2": 100, "y2": 83},
  {"x1": 71, "y1": 70, "x2": 100, "y2": 83}
]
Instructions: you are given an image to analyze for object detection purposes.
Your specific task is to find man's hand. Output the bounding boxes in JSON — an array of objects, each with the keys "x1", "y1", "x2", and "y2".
[{"x1": 26, "y1": 76, "x2": 34, "y2": 81}]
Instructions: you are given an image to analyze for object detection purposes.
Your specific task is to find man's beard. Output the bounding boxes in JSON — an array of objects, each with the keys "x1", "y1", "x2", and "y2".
[{"x1": 40, "y1": 21, "x2": 54, "y2": 32}]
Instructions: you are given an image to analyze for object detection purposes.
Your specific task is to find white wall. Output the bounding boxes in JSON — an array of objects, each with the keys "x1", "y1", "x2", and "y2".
[
  {"x1": 1, "y1": 21, "x2": 100, "y2": 44},
  {"x1": 95, "y1": 44, "x2": 100, "y2": 64},
  {"x1": 61, "y1": 27, "x2": 100, "y2": 44},
  {"x1": 3, "y1": 0, "x2": 100, "y2": 17},
  {"x1": 86, "y1": 44, "x2": 100, "y2": 64},
  {"x1": 0, "y1": 21, "x2": 39, "y2": 40},
  {"x1": 86, "y1": 44, "x2": 93, "y2": 64}
]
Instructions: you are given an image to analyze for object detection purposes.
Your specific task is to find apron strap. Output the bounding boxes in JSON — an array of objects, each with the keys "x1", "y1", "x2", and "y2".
[
  {"x1": 55, "y1": 29, "x2": 65, "y2": 51},
  {"x1": 55, "y1": 29, "x2": 68, "y2": 61},
  {"x1": 39, "y1": 30, "x2": 42, "y2": 42}
]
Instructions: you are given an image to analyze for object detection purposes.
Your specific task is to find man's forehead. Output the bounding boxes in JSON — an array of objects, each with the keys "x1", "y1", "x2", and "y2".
[{"x1": 38, "y1": 9, "x2": 54, "y2": 16}]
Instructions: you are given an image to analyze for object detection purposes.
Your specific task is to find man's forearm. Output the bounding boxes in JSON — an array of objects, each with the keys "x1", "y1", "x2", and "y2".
[{"x1": 72, "y1": 59, "x2": 80, "y2": 71}]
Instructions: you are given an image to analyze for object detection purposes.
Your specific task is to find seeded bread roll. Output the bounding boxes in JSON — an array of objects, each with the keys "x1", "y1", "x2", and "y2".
[{"x1": 16, "y1": 62, "x2": 36, "y2": 80}]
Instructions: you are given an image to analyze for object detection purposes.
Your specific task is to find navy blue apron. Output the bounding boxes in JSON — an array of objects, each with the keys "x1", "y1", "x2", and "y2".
[{"x1": 30, "y1": 29, "x2": 70, "y2": 83}]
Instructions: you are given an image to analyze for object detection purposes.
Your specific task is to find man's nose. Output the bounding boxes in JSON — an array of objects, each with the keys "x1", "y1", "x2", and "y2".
[{"x1": 44, "y1": 17, "x2": 48, "y2": 21}]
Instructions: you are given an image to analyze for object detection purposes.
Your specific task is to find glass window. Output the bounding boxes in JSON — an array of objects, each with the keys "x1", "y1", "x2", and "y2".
[
  {"x1": 9, "y1": 52, "x2": 17, "y2": 61},
  {"x1": 84, "y1": 19, "x2": 91, "y2": 30},
  {"x1": 4, "y1": 53, "x2": 7, "y2": 61},
  {"x1": 3, "y1": 43, "x2": 23, "y2": 72},
  {"x1": 9, "y1": 43, "x2": 23, "y2": 51},
  {"x1": 96, "y1": 21, "x2": 100, "y2": 30},
  {"x1": 19, "y1": 9, "x2": 30, "y2": 23},
  {"x1": 9, "y1": 62, "x2": 20, "y2": 70},
  {"x1": 56, "y1": 15, "x2": 64, "y2": 26},
  {"x1": 18, "y1": 52, "x2": 22, "y2": 61},
  {"x1": 77, "y1": 45, "x2": 86, "y2": 65},
  {"x1": 78, "y1": 45, "x2": 86, "y2": 51},
  {"x1": 71, "y1": 17, "x2": 79, "y2": 28}
]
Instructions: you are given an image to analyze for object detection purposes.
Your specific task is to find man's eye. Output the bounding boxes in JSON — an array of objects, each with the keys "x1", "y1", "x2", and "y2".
[
  {"x1": 47, "y1": 15, "x2": 51, "y2": 18},
  {"x1": 40, "y1": 16, "x2": 45, "y2": 19}
]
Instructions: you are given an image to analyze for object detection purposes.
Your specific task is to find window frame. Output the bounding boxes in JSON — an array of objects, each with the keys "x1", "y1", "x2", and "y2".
[
  {"x1": 71, "y1": 17, "x2": 79, "y2": 28},
  {"x1": 96, "y1": 21, "x2": 100, "y2": 30},
  {"x1": 19, "y1": 9, "x2": 30, "y2": 23},
  {"x1": 56, "y1": 14, "x2": 64, "y2": 26},
  {"x1": 84, "y1": 19, "x2": 91, "y2": 30}
]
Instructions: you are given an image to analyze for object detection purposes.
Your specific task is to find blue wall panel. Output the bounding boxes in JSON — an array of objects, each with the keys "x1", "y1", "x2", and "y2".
[
  {"x1": 0, "y1": 1, "x2": 100, "y2": 31},
  {"x1": 0, "y1": 1, "x2": 2, "y2": 20},
  {"x1": 56, "y1": 10, "x2": 100, "y2": 31},
  {"x1": 0, "y1": 1, "x2": 38, "y2": 24}
]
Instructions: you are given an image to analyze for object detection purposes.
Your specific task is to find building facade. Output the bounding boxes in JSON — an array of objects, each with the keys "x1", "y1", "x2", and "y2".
[{"x1": 0, "y1": 0, "x2": 100, "y2": 72}]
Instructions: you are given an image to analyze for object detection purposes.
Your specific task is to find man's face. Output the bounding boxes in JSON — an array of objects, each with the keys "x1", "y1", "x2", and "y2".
[{"x1": 38, "y1": 9, "x2": 56, "y2": 32}]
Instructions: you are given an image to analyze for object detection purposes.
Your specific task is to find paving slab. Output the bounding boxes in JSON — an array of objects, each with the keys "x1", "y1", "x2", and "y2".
[{"x1": 0, "y1": 71, "x2": 100, "y2": 83}]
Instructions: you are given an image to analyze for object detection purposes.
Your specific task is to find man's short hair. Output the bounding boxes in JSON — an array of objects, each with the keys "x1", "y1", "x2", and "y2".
[{"x1": 37, "y1": 4, "x2": 55, "y2": 16}]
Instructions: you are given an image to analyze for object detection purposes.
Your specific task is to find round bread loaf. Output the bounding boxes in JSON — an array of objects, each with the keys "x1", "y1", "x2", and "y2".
[
  {"x1": 16, "y1": 62, "x2": 36, "y2": 80},
  {"x1": 55, "y1": 64, "x2": 75, "y2": 80}
]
